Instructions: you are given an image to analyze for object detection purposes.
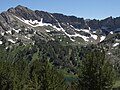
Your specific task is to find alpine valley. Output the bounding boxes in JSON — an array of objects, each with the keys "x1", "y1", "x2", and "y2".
[{"x1": 0, "y1": 5, "x2": 120, "y2": 90}]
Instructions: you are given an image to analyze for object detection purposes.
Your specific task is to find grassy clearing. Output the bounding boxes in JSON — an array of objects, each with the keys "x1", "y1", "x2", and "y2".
[{"x1": 113, "y1": 80, "x2": 120, "y2": 88}]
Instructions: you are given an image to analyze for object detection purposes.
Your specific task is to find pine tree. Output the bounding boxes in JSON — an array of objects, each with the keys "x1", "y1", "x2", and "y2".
[
  {"x1": 11, "y1": 59, "x2": 29, "y2": 90},
  {"x1": 0, "y1": 62, "x2": 13, "y2": 90},
  {"x1": 77, "y1": 48, "x2": 116, "y2": 90},
  {"x1": 28, "y1": 59, "x2": 67, "y2": 90}
]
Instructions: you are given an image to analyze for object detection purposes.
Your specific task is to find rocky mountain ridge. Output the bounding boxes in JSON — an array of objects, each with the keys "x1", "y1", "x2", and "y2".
[
  {"x1": 0, "y1": 5, "x2": 120, "y2": 80},
  {"x1": 0, "y1": 5, "x2": 120, "y2": 48}
]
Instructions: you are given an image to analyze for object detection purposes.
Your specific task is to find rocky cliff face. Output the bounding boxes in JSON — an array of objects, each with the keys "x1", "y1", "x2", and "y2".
[
  {"x1": 0, "y1": 5, "x2": 120, "y2": 48},
  {"x1": 7, "y1": 5, "x2": 87, "y2": 29}
]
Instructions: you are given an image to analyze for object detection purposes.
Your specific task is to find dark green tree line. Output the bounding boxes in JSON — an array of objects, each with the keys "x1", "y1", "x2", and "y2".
[{"x1": 77, "y1": 48, "x2": 116, "y2": 90}]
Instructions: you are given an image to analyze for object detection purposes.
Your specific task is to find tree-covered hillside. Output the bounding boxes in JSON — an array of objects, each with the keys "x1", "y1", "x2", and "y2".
[{"x1": 0, "y1": 39, "x2": 118, "y2": 90}]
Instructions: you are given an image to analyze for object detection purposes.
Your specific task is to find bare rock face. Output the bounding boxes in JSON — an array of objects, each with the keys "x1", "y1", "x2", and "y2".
[
  {"x1": 52, "y1": 13, "x2": 86, "y2": 29},
  {"x1": 101, "y1": 17, "x2": 114, "y2": 27},
  {"x1": 7, "y1": 5, "x2": 87, "y2": 29},
  {"x1": 2, "y1": 5, "x2": 120, "y2": 32},
  {"x1": 7, "y1": 5, "x2": 38, "y2": 20},
  {"x1": 0, "y1": 5, "x2": 120, "y2": 46},
  {"x1": 114, "y1": 17, "x2": 120, "y2": 28},
  {"x1": 7, "y1": 5, "x2": 120, "y2": 31},
  {"x1": 86, "y1": 19, "x2": 100, "y2": 29}
]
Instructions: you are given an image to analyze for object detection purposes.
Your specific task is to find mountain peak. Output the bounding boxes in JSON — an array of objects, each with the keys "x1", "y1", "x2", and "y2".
[
  {"x1": 0, "y1": 5, "x2": 120, "y2": 48},
  {"x1": 7, "y1": 5, "x2": 37, "y2": 20},
  {"x1": 8, "y1": 5, "x2": 31, "y2": 12},
  {"x1": 15, "y1": 5, "x2": 26, "y2": 8}
]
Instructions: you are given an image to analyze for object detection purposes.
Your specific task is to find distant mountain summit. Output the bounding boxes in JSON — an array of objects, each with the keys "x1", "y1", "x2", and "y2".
[
  {"x1": 0, "y1": 5, "x2": 120, "y2": 47},
  {"x1": 6, "y1": 5, "x2": 120, "y2": 32}
]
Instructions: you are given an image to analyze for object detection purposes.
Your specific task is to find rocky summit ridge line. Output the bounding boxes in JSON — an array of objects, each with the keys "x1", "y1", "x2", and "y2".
[{"x1": 0, "y1": 5, "x2": 120, "y2": 47}]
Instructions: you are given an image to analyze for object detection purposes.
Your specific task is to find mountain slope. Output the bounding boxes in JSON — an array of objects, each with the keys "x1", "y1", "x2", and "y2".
[{"x1": 0, "y1": 5, "x2": 120, "y2": 48}]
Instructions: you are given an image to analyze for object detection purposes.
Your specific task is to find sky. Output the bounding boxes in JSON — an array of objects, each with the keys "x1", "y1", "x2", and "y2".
[{"x1": 0, "y1": 0, "x2": 120, "y2": 19}]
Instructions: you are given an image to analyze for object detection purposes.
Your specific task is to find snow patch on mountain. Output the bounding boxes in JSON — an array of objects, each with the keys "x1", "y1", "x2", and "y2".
[
  {"x1": 16, "y1": 37, "x2": 18, "y2": 40},
  {"x1": 13, "y1": 28, "x2": 21, "y2": 33},
  {"x1": 25, "y1": 36, "x2": 30, "y2": 39},
  {"x1": 0, "y1": 41, "x2": 3, "y2": 44},
  {"x1": 91, "y1": 34, "x2": 97, "y2": 40},
  {"x1": 6, "y1": 30, "x2": 12, "y2": 34},
  {"x1": 49, "y1": 14, "x2": 62, "y2": 31},
  {"x1": 1, "y1": 32, "x2": 4, "y2": 36},
  {"x1": 13, "y1": 15, "x2": 108, "y2": 43},
  {"x1": 14, "y1": 15, "x2": 63, "y2": 31},
  {"x1": 116, "y1": 39, "x2": 120, "y2": 42},
  {"x1": 93, "y1": 31, "x2": 96, "y2": 33},
  {"x1": 64, "y1": 31, "x2": 89, "y2": 42},
  {"x1": 46, "y1": 30, "x2": 51, "y2": 32},
  {"x1": 100, "y1": 36, "x2": 106, "y2": 42},
  {"x1": 113, "y1": 43, "x2": 119, "y2": 47},
  {"x1": 8, "y1": 39, "x2": 16, "y2": 43},
  {"x1": 80, "y1": 29, "x2": 90, "y2": 33},
  {"x1": 108, "y1": 52, "x2": 112, "y2": 55},
  {"x1": 72, "y1": 27, "x2": 98, "y2": 40},
  {"x1": 24, "y1": 18, "x2": 52, "y2": 27},
  {"x1": 110, "y1": 31, "x2": 113, "y2": 34},
  {"x1": 14, "y1": 16, "x2": 52, "y2": 27}
]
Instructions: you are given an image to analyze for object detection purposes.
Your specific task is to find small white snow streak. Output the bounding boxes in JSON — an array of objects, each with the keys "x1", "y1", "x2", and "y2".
[
  {"x1": 49, "y1": 14, "x2": 62, "y2": 31},
  {"x1": 88, "y1": 27, "x2": 91, "y2": 30},
  {"x1": 110, "y1": 31, "x2": 113, "y2": 34},
  {"x1": 13, "y1": 28, "x2": 21, "y2": 33},
  {"x1": 14, "y1": 16, "x2": 52, "y2": 27},
  {"x1": 6, "y1": 30, "x2": 12, "y2": 34},
  {"x1": 14, "y1": 15, "x2": 63, "y2": 31},
  {"x1": 80, "y1": 29, "x2": 90, "y2": 33},
  {"x1": 8, "y1": 39, "x2": 16, "y2": 43},
  {"x1": 80, "y1": 29, "x2": 97, "y2": 40},
  {"x1": 64, "y1": 32, "x2": 89, "y2": 42},
  {"x1": 70, "y1": 25, "x2": 76, "y2": 30},
  {"x1": 91, "y1": 34, "x2": 97, "y2": 40},
  {"x1": 70, "y1": 38, "x2": 75, "y2": 42},
  {"x1": 116, "y1": 39, "x2": 120, "y2": 42},
  {"x1": 25, "y1": 36, "x2": 30, "y2": 40},
  {"x1": 100, "y1": 36, "x2": 106, "y2": 42},
  {"x1": 16, "y1": 38, "x2": 18, "y2": 40},
  {"x1": 5, "y1": 46, "x2": 8, "y2": 50},
  {"x1": 93, "y1": 31, "x2": 96, "y2": 33},
  {"x1": 74, "y1": 29, "x2": 90, "y2": 33},
  {"x1": 0, "y1": 41, "x2": 3, "y2": 44},
  {"x1": 1, "y1": 32, "x2": 4, "y2": 36},
  {"x1": 34, "y1": 31, "x2": 36, "y2": 34},
  {"x1": 46, "y1": 30, "x2": 51, "y2": 32},
  {"x1": 113, "y1": 43, "x2": 119, "y2": 47},
  {"x1": 108, "y1": 52, "x2": 112, "y2": 55},
  {"x1": 72, "y1": 27, "x2": 98, "y2": 40},
  {"x1": 24, "y1": 18, "x2": 52, "y2": 27}
]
